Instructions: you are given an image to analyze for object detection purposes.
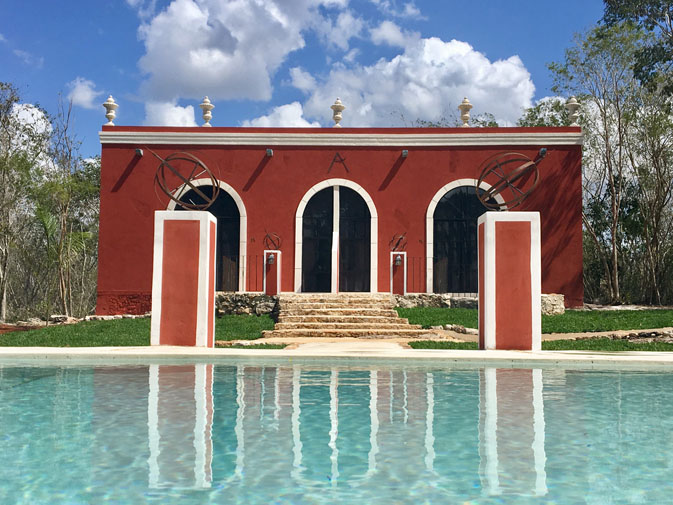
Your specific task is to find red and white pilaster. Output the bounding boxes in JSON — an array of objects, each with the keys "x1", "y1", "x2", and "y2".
[
  {"x1": 150, "y1": 210, "x2": 217, "y2": 347},
  {"x1": 478, "y1": 211, "x2": 541, "y2": 350}
]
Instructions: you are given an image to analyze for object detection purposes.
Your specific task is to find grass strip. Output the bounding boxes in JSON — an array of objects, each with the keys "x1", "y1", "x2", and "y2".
[
  {"x1": 409, "y1": 339, "x2": 673, "y2": 351},
  {"x1": 217, "y1": 343, "x2": 286, "y2": 349},
  {"x1": 408, "y1": 340, "x2": 477, "y2": 350},
  {"x1": 0, "y1": 314, "x2": 275, "y2": 347},
  {"x1": 0, "y1": 318, "x2": 151, "y2": 347},
  {"x1": 397, "y1": 307, "x2": 477, "y2": 328},
  {"x1": 397, "y1": 307, "x2": 673, "y2": 333},
  {"x1": 215, "y1": 314, "x2": 275, "y2": 341}
]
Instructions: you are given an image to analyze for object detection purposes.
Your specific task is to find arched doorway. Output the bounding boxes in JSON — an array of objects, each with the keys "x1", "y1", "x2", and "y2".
[
  {"x1": 297, "y1": 181, "x2": 376, "y2": 293},
  {"x1": 175, "y1": 186, "x2": 241, "y2": 291},
  {"x1": 427, "y1": 180, "x2": 503, "y2": 294}
]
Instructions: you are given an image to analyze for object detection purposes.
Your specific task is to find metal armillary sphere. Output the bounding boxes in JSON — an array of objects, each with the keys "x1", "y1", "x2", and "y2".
[
  {"x1": 150, "y1": 150, "x2": 220, "y2": 210},
  {"x1": 476, "y1": 148, "x2": 547, "y2": 210}
]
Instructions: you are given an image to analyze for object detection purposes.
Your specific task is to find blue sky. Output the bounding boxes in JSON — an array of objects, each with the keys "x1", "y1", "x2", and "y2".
[{"x1": 2, "y1": 0, "x2": 604, "y2": 158}]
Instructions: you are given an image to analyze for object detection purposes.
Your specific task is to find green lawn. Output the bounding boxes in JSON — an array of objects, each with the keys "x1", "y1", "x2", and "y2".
[
  {"x1": 409, "y1": 338, "x2": 673, "y2": 352},
  {"x1": 2, "y1": 309, "x2": 672, "y2": 350},
  {"x1": 0, "y1": 314, "x2": 275, "y2": 347},
  {"x1": 397, "y1": 307, "x2": 673, "y2": 333}
]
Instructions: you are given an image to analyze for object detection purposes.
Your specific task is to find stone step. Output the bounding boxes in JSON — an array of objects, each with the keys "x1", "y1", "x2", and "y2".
[
  {"x1": 278, "y1": 314, "x2": 409, "y2": 324},
  {"x1": 280, "y1": 301, "x2": 394, "y2": 310},
  {"x1": 262, "y1": 328, "x2": 432, "y2": 338},
  {"x1": 281, "y1": 308, "x2": 399, "y2": 317},
  {"x1": 274, "y1": 322, "x2": 422, "y2": 330},
  {"x1": 279, "y1": 296, "x2": 393, "y2": 305}
]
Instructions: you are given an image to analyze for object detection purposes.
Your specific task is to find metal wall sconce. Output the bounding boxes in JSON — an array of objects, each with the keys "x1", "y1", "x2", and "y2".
[
  {"x1": 135, "y1": 148, "x2": 144, "y2": 157},
  {"x1": 394, "y1": 254, "x2": 402, "y2": 266},
  {"x1": 266, "y1": 148, "x2": 274, "y2": 157},
  {"x1": 401, "y1": 149, "x2": 408, "y2": 158},
  {"x1": 267, "y1": 253, "x2": 275, "y2": 265}
]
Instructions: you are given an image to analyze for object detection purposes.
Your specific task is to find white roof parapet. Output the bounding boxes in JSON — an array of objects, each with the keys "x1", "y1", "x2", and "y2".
[
  {"x1": 99, "y1": 130, "x2": 584, "y2": 146},
  {"x1": 103, "y1": 96, "x2": 118, "y2": 126}
]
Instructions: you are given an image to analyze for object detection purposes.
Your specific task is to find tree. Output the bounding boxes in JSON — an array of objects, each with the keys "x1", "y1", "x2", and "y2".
[
  {"x1": 543, "y1": 21, "x2": 673, "y2": 304},
  {"x1": 517, "y1": 96, "x2": 571, "y2": 127},
  {"x1": 0, "y1": 83, "x2": 50, "y2": 321},
  {"x1": 549, "y1": 23, "x2": 648, "y2": 303},
  {"x1": 604, "y1": 1, "x2": 673, "y2": 92}
]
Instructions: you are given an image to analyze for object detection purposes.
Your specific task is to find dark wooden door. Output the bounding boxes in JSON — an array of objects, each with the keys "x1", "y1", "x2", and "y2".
[
  {"x1": 339, "y1": 187, "x2": 370, "y2": 292},
  {"x1": 177, "y1": 186, "x2": 240, "y2": 291},
  {"x1": 302, "y1": 188, "x2": 333, "y2": 292},
  {"x1": 433, "y1": 186, "x2": 492, "y2": 293}
]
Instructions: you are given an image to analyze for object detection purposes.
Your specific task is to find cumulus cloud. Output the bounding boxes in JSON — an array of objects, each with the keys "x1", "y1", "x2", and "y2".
[
  {"x1": 370, "y1": 0, "x2": 424, "y2": 19},
  {"x1": 242, "y1": 102, "x2": 321, "y2": 127},
  {"x1": 296, "y1": 37, "x2": 534, "y2": 127},
  {"x1": 134, "y1": 1, "x2": 533, "y2": 129},
  {"x1": 370, "y1": 20, "x2": 418, "y2": 47},
  {"x1": 67, "y1": 77, "x2": 103, "y2": 109},
  {"x1": 144, "y1": 101, "x2": 197, "y2": 126},
  {"x1": 137, "y1": 0, "x2": 353, "y2": 103},
  {"x1": 126, "y1": 0, "x2": 158, "y2": 19},
  {"x1": 290, "y1": 67, "x2": 317, "y2": 93},
  {"x1": 314, "y1": 9, "x2": 365, "y2": 51}
]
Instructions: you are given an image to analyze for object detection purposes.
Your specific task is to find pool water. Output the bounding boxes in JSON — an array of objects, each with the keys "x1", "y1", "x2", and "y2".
[{"x1": 1, "y1": 362, "x2": 672, "y2": 504}]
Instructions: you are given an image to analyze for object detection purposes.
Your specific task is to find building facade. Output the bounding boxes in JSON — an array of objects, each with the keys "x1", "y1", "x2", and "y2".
[{"x1": 97, "y1": 125, "x2": 583, "y2": 315}]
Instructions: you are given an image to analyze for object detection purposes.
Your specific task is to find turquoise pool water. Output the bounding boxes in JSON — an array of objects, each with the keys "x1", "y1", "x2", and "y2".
[{"x1": 1, "y1": 362, "x2": 672, "y2": 504}]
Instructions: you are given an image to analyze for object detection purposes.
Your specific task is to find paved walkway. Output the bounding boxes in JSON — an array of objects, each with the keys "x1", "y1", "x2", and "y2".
[{"x1": 1, "y1": 343, "x2": 673, "y2": 368}]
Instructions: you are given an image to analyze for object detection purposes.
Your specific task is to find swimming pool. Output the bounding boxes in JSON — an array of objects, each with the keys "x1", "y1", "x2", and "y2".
[{"x1": 1, "y1": 361, "x2": 672, "y2": 504}]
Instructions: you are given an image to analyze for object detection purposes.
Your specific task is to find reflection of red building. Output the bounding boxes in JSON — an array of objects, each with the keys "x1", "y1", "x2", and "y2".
[{"x1": 97, "y1": 126, "x2": 582, "y2": 315}]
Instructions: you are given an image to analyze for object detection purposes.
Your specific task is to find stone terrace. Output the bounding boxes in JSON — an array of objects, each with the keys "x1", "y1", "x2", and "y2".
[{"x1": 262, "y1": 293, "x2": 431, "y2": 338}]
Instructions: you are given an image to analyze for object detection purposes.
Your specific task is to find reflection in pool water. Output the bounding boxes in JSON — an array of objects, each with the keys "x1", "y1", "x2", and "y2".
[{"x1": 1, "y1": 363, "x2": 672, "y2": 504}]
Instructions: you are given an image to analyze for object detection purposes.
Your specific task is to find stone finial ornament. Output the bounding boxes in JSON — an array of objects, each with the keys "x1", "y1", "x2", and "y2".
[
  {"x1": 331, "y1": 98, "x2": 345, "y2": 128},
  {"x1": 565, "y1": 96, "x2": 580, "y2": 126},
  {"x1": 200, "y1": 96, "x2": 215, "y2": 127},
  {"x1": 458, "y1": 97, "x2": 473, "y2": 127},
  {"x1": 103, "y1": 96, "x2": 118, "y2": 126}
]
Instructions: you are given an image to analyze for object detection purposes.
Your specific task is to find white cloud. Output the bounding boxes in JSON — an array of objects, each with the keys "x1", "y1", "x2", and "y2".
[
  {"x1": 370, "y1": 0, "x2": 424, "y2": 19},
  {"x1": 242, "y1": 102, "x2": 321, "y2": 127},
  {"x1": 298, "y1": 37, "x2": 534, "y2": 127},
  {"x1": 13, "y1": 49, "x2": 44, "y2": 69},
  {"x1": 314, "y1": 9, "x2": 365, "y2": 51},
  {"x1": 144, "y1": 101, "x2": 197, "y2": 126},
  {"x1": 0, "y1": 33, "x2": 6, "y2": 43},
  {"x1": 343, "y1": 48, "x2": 360, "y2": 63},
  {"x1": 370, "y1": 20, "x2": 417, "y2": 47},
  {"x1": 126, "y1": 0, "x2": 157, "y2": 19},
  {"x1": 137, "y1": 0, "x2": 354, "y2": 103},
  {"x1": 290, "y1": 67, "x2": 317, "y2": 93},
  {"x1": 67, "y1": 77, "x2": 103, "y2": 110}
]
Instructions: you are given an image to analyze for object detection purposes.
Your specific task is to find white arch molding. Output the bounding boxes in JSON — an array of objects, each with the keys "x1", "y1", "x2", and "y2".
[
  {"x1": 425, "y1": 179, "x2": 505, "y2": 295},
  {"x1": 294, "y1": 178, "x2": 378, "y2": 293},
  {"x1": 167, "y1": 179, "x2": 248, "y2": 292}
]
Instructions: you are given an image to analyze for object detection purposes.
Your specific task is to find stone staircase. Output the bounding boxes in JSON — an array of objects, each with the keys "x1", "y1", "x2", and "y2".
[{"x1": 262, "y1": 293, "x2": 430, "y2": 338}]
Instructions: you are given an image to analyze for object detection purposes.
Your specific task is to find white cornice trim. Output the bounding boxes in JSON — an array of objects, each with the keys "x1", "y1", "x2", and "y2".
[{"x1": 99, "y1": 130, "x2": 583, "y2": 147}]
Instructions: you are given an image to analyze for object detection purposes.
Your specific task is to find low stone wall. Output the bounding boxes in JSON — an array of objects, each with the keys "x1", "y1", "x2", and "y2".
[
  {"x1": 394, "y1": 293, "x2": 565, "y2": 315},
  {"x1": 213, "y1": 292, "x2": 565, "y2": 317},
  {"x1": 216, "y1": 293, "x2": 279, "y2": 317}
]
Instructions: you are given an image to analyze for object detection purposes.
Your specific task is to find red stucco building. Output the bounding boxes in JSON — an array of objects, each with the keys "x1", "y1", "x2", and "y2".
[{"x1": 97, "y1": 125, "x2": 583, "y2": 315}]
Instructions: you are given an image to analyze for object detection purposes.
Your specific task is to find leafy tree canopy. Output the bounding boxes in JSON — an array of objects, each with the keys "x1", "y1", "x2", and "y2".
[{"x1": 604, "y1": 0, "x2": 673, "y2": 92}]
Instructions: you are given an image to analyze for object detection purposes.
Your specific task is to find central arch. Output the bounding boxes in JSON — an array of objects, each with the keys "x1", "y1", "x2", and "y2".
[
  {"x1": 294, "y1": 179, "x2": 378, "y2": 293},
  {"x1": 167, "y1": 179, "x2": 247, "y2": 292},
  {"x1": 426, "y1": 179, "x2": 504, "y2": 295}
]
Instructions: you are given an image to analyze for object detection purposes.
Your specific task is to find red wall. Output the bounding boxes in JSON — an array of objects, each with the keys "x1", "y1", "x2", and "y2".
[{"x1": 97, "y1": 126, "x2": 583, "y2": 313}]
